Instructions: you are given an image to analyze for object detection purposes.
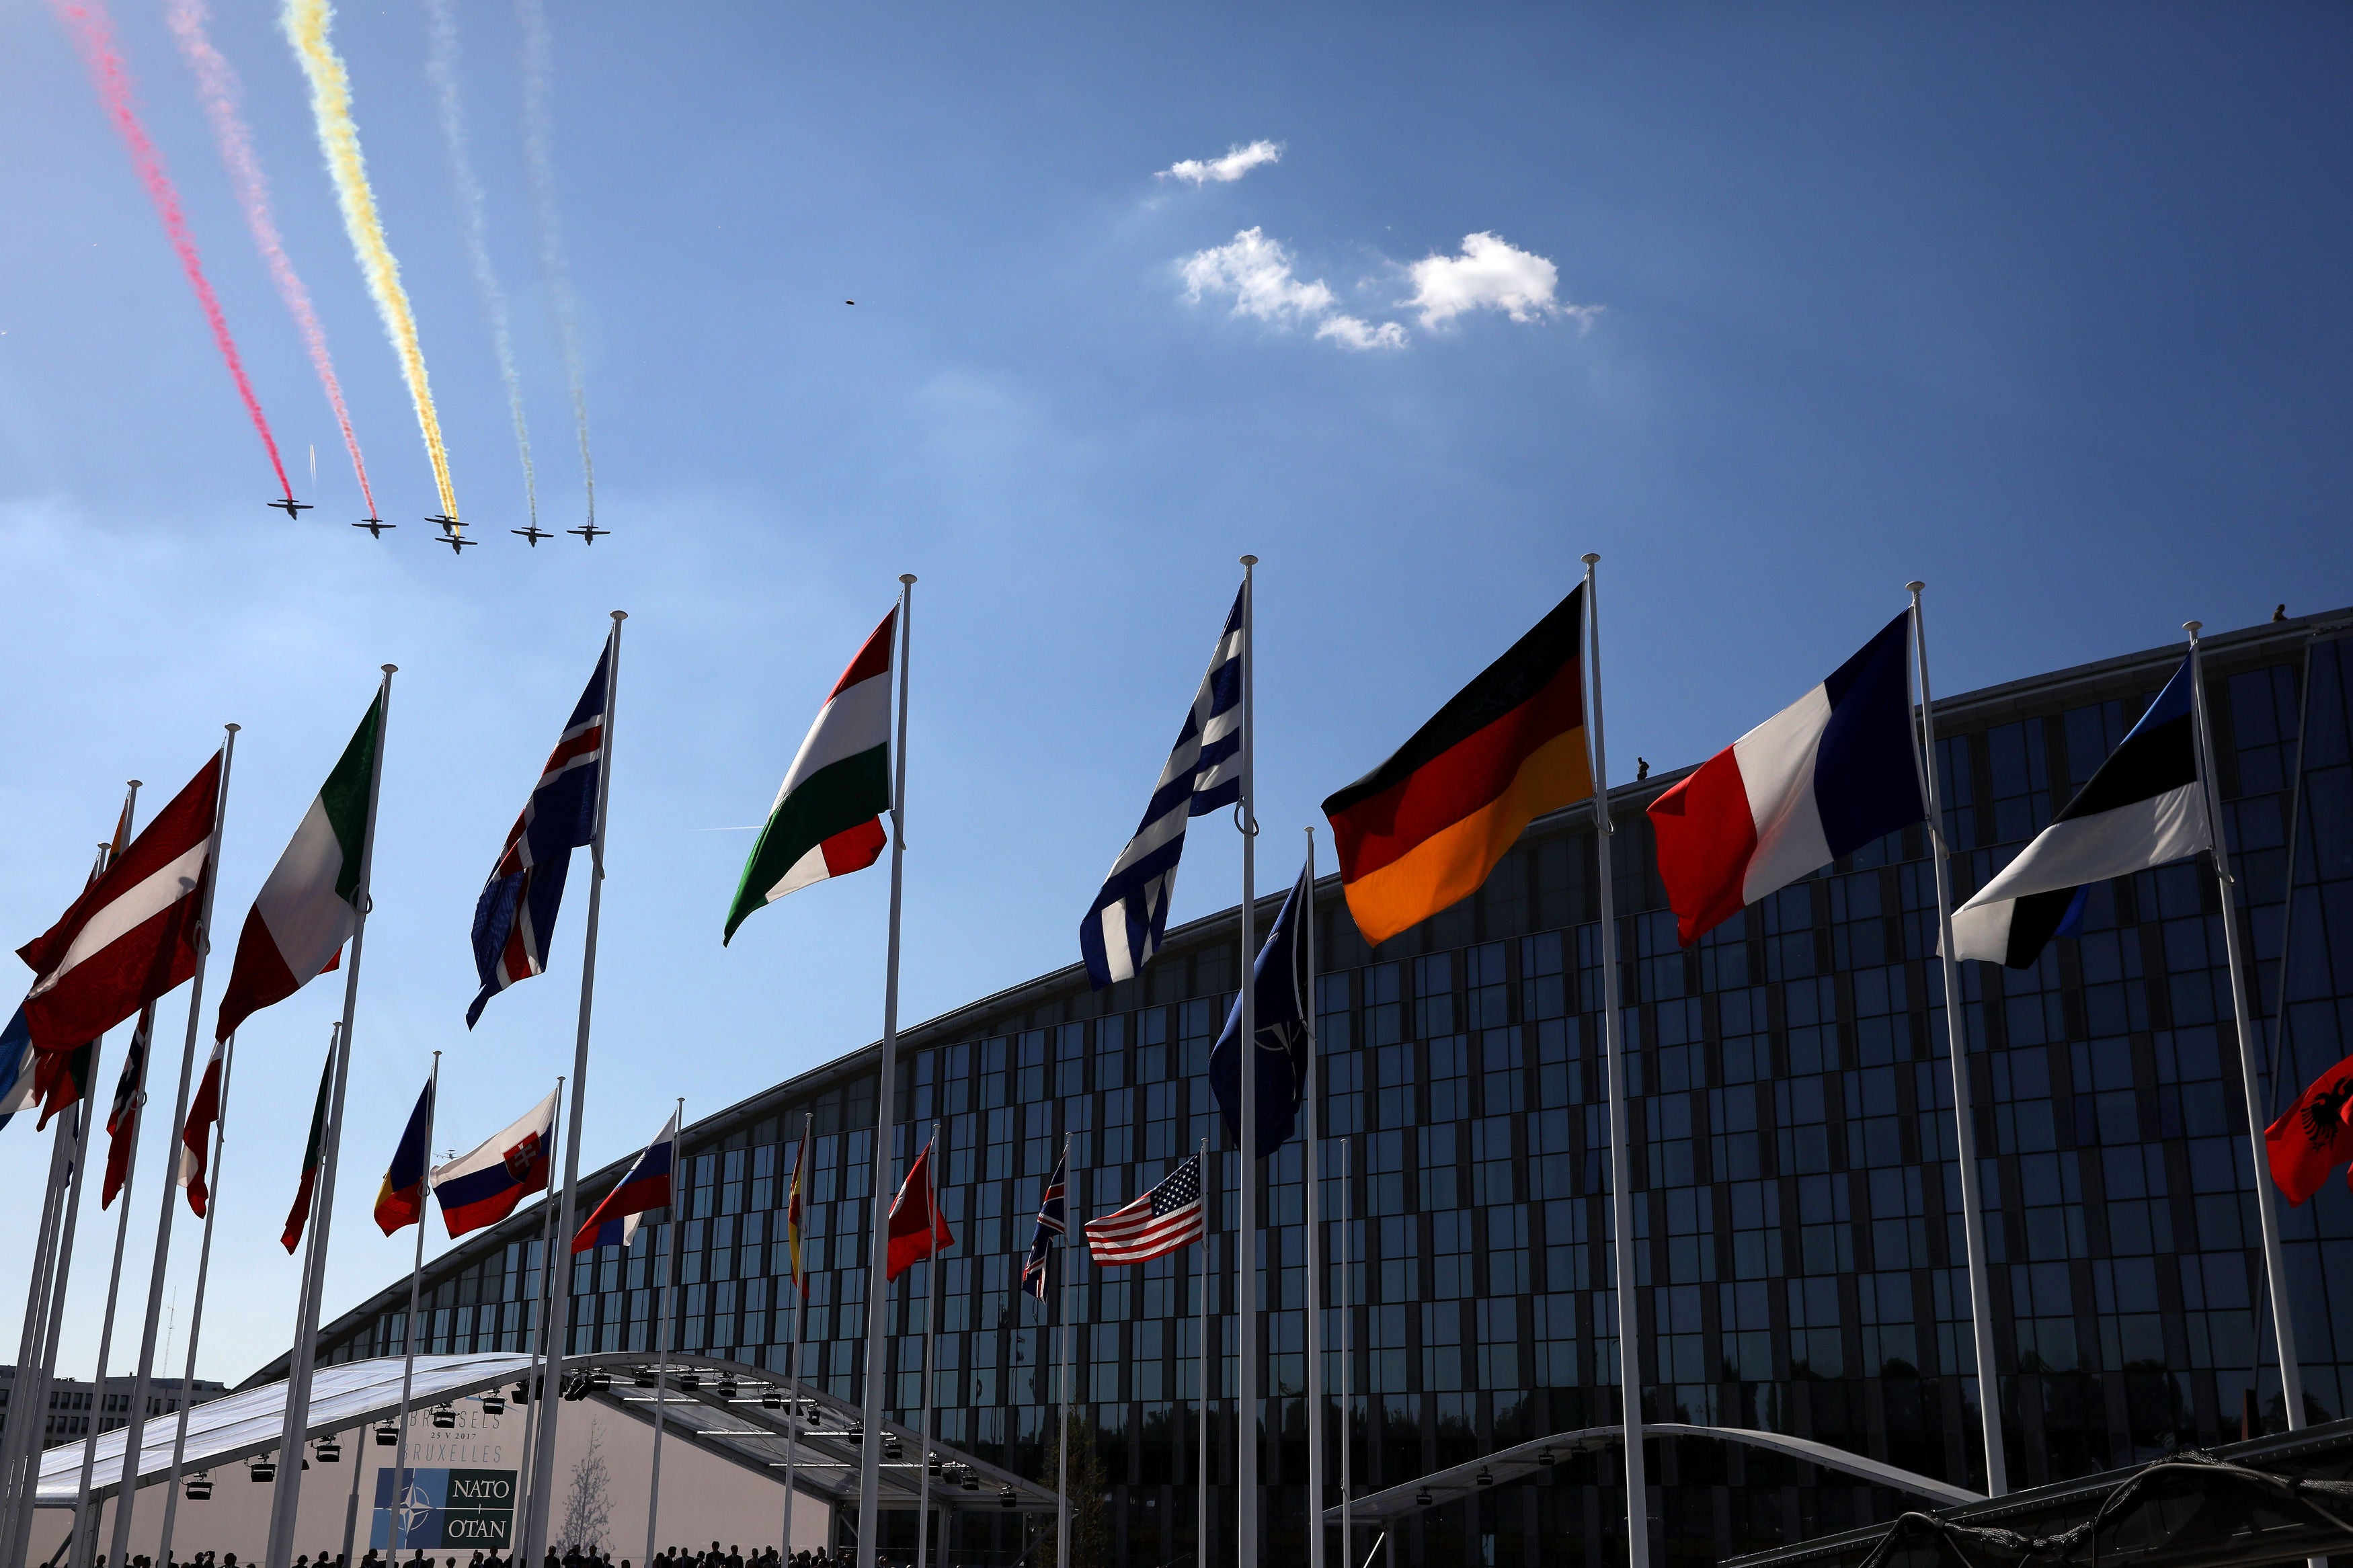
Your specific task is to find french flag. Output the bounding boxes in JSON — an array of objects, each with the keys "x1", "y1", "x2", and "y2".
[
  {"x1": 432, "y1": 1088, "x2": 557, "y2": 1239},
  {"x1": 571, "y1": 1108, "x2": 678, "y2": 1253},
  {"x1": 1646, "y1": 614, "x2": 1923, "y2": 945}
]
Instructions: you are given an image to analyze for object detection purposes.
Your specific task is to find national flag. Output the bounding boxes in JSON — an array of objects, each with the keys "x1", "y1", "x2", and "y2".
[
  {"x1": 1207, "y1": 858, "x2": 1312, "y2": 1159},
  {"x1": 178, "y1": 1038, "x2": 225, "y2": 1216},
  {"x1": 571, "y1": 1107, "x2": 678, "y2": 1253},
  {"x1": 1084, "y1": 1155, "x2": 1204, "y2": 1266},
  {"x1": 99, "y1": 1005, "x2": 153, "y2": 1209},
  {"x1": 785, "y1": 1128, "x2": 809, "y2": 1297},
  {"x1": 22, "y1": 812, "x2": 137, "y2": 1132},
  {"x1": 1022, "y1": 1151, "x2": 1067, "y2": 1302},
  {"x1": 468, "y1": 645, "x2": 610, "y2": 1027},
  {"x1": 17, "y1": 753, "x2": 221, "y2": 1051},
  {"x1": 374, "y1": 1074, "x2": 435, "y2": 1235},
  {"x1": 214, "y1": 695, "x2": 381, "y2": 1041},
  {"x1": 0, "y1": 1005, "x2": 36, "y2": 1133},
  {"x1": 884, "y1": 1137, "x2": 954, "y2": 1282},
  {"x1": 432, "y1": 1089, "x2": 558, "y2": 1238},
  {"x1": 723, "y1": 609, "x2": 896, "y2": 944},
  {"x1": 32, "y1": 1043, "x2": 95, "y2": 1131},
  {"x1": 1646, "y1": 614, "x2": 1922, "y2": 946},
  {"x1": 2267, "y1": 1055, "x2": 2353, "y2": 1206},
  {"x1": 1952, "y1": 657, "x2": 2208, "y2": 967},
  {"x1": 1079, "y1": 587, "x2": 1246, "y2": 987},
  {"x1": 283, "y1": 1044, "x2": 335, "y2": 1252},
  {"x1": 1322, "y1": 587, "x2": 1591, "y2": 948}
]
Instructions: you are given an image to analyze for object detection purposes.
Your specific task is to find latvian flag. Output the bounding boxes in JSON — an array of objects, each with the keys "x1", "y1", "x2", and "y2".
[
  {"x1": 1323, "y1": 587, "x2": 1593, "y2": 948},
  {"x1": 1646, "y1": 614, "x2": 1923, "y2": 946},
  {"x1": 1084, "y1": 1155, "x2": 1203, "y2": 1266},
  {"x1": 1952, "y1": 656, "x2": 2208, "y2": 968},
  {"x1": 432, "y1": 1088, "x2": 558, "y2": 1239},
  {"x1": 571, "y1": 1107, "x2": 678, "y2": 1253},
  {"x1": 724, "y1": 608, "x2": 896, "y2": 944}
]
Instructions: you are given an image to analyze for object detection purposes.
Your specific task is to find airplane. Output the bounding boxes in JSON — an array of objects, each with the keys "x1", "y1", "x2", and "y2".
[
  {"x1": 438, "y1": 530, "x2": 479, "y2": 555},
  {"x1": 512, "y1": 522, "x2": 553, "y2": 546},
  {"x1": 568, "y1": 523, "x2": 610, "y2": 545},
  {"x1": 352, "y1": 516, "x2": 395, "y2": 538},
  {"x1": 424, "y1": 513, "x2": 461, "y2": 534},
  {"x1": 268, "y1": 497, "x2": 313, "y2": 519}
]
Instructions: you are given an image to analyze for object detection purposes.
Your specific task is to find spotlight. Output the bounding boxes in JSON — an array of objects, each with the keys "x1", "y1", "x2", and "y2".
[
  {"x1": 679, "y1": 1372, "x2": 701, "y2": 1392},
  {"x1": 373, "y1": 1421, "x2": 399, "y2": 1447},
  {"x1": 635, "y1": 1370, "x2": 657, "y2": 1389},
  {"x1": 588, "y1": 1370, "x2": 613, "y2": 1394},
  {"x1": 1536, "y1": 1447, "x2": 1556, "y2": 1468},
  {"x1": 761, "y1": 1391, "x2": 782, "y2": 1410},
  {"x1": 717, "y1": 1378, "x2": 739, "y2": 1401},
  {"x1": 959, "y1": 1471, "x2": 979, "y2": 1493},
  {"x1": 249, "y1": 1458, "x2": 278, "y2": 1483},
  {"x1": 1476, "y1": 1467, "x2": 1494, "y2": 1488},
  {"x1": 481, "y1": 1393, "x2": 506, "y2": 1415},
  {"x1": 883, "y1": 1436, "x2": 903, "y2": 1462},
  {"x1": 316, "y1": 1438, "x2": 342, "y2": 1464},
  {"x1": 431, "y1": 1406, "x2": 457, "y2": 1430},
  {"x1": 1415, "y1": 1489, "x2": 1431, "y2": 1508},
  {"x1": 184, "y1": 1473, "x2": 213, "y2": 1501},
  {"x1": 999, "y1": 1485, "x2": 1017, "y2": 1510}
]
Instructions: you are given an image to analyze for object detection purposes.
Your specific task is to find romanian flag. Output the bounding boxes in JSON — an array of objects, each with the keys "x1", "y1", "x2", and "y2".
[
  {"x1": 1322, "y1": 586, "x2": 1592, "y2": 947},
  {"x1": 374, "y1": 1073, "x2": 435, "y2": 1235}
]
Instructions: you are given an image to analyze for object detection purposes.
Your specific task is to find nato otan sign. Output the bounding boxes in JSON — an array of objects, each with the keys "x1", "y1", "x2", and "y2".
[{"x1": 372, "y1": 1468, "x2": 516, "y2": 1548}]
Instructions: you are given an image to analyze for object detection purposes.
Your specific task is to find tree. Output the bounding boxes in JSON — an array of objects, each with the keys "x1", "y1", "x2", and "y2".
[
  {"x1": 1034, "y1": 1413, "x2": 1111, "y2": 1568},
  {"x1": 559, "y1": 1419, "x2": 613, "y2": 1559}
]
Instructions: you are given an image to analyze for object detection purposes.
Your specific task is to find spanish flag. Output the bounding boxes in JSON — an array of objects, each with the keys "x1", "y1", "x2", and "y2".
[{"x1": 1322, "y1": 587, "x2": 1592, "y2": 947}]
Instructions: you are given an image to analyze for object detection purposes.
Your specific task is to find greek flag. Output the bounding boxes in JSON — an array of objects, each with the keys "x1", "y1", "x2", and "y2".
[{"x1": 1080, "y1": 585, "x2": 1246, "y2": 987}]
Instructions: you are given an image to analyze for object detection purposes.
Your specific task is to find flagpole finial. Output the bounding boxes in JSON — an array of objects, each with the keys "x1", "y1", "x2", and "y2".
[
  {"x1": 900, "y1": 573, "x2": 916, "y2": 585},
  {"x1": 382, "y1": 664, "x2": 397, "y2": 675},
  {"x1": 1240, "y1": 554, "x2": 1257, "y2": 567},
  {"x1": 1582, "y1": 552, "x2": 1600, "y2": 566},
  {"x1": 128, "y1": 780, "x2": 141, "y2": 789},
  {"x1": 224, "y1": 723, "x2": 240, "y2": 735},
  {"x1": 2185, "y1": 620, "x2": 2203, "y2": 638},
  {"x1": 1906, "y1": 581, "x2": 1926, "y2": 594},
  {"x1": 611, "y1": 610, "x2": 629, "y2": 624}
]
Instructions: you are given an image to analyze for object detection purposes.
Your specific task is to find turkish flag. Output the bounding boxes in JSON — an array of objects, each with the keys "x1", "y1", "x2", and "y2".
[
  {"x1": 2266, "y1": 1055, "x2": 2353, "y2": 1206},
  {"x1": 885, "y1": 1141, "x2": 955, "y2": 1283}
]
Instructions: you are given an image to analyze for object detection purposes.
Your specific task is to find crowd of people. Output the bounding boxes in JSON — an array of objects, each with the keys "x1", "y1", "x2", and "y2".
[{"x1": 77, "y1": 1544, "x2": 886, "y2": 1568}]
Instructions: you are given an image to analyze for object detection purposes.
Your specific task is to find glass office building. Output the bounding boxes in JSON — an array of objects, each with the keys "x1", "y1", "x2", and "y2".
[{"x1": 287, "y1": 608, "x2": 2353, "y2": 1565}]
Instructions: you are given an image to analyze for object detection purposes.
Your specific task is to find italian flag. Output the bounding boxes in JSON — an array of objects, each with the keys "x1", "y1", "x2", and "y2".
[
  {"x1": 723, "y1": 608, "x2": 895, "y2": 944},
  {"x1": 214, "y1": 694, "x2": 380, "y2": 1042}
]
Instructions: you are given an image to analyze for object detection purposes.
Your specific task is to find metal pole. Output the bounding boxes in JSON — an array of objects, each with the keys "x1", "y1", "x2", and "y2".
[
  {"x1": 1056, "y1": 1145, "x2": 1075, "y2": 1568},
  {"x1": 1302, "y1": 831, "x2": 1323, "y2": 1568},
  {"x1": 338, "y1": 1417, "x2": 364, "y2": 1568},
  {"x1": 781, "y1": 1111, "x2": 811, "y2": 1563},
  {"x1": 2261, "y1": 630, "x2": 2319, "y2": 1125},
  {"x1": 1580, "y1": 554, "x2": 1647, "y2": 1568},
  {"x1": 1906, "y1": 583, "x2": 2009, "y2": 1493},
  {"x1": 513, "y1": 1081, "x2": 565, "y2": 1558},
  {"x1": 1339, "y1": 1134, "x2": 1351, "y2": 1568},
  {"x1": 915, "y1": 1122, "x2": 943, "y2": 1568},
  {"x1": 856, "y1": 577, "x2": 915, "y2": 1568},
  {"x1": 68, "y1": 1009, "x2": 153, "y2": 1568},
  {"x1": 157, "y1": 1032, "x2": 239, "y2": 1566},
  {"x1": 646, "y1": 1097, "x2": 682, "y2": 1568},
  {"x1": 0, "y1": 1096, "x2": 72, "y2": 1553},
  {"x1": 524, "y1": 613, "x2": 627, "y2": 1567},
  {"x1": 9, "y1": 1087, "x2": 102, "y2": 1568},
  {"x1": 1235, "y1": 553, "x2": 1258, "y2": 1568},
  {"x1": 1197, "y1": 1134, "x2": 1210, "y2": 1568},
  {"x1": 391, "y1": 1055, "x2": 440, "y2": 1554},
  {"x1": 2187, "y1": 620, "x2": 2308, "y2": 1428}
]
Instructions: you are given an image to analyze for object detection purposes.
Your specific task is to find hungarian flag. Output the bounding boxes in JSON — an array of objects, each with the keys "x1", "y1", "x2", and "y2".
[
  {"x1": 723, "y1": 608, "x2": 895, "y2": 944},
  {"x1": 2268, "y1": 1056, "x2": 2353, "y2": 1206},
  {"x1": 215, "y1": 695, "x2": 381, "y2": 1042},
  {"x1": 1647, "y1": 614, "x2": 1921, "y2": 946},
  {"x1": 282, "y1": 1044, "x2": 335, "y2": 1252},
  {"x1": 178, "y1": 1038, "x2": 225, "y2": 1216},
  {"x1": 99, "y1": 1005, "x2": 154, "y2": 1209},
  {"x1": 17, "y1": 753, "x2": 221, "y2": 1052},
  {"x1": 884, "y1": 1136, "x2": 953, "y2": 1282},
  {"x1": 785, "y1": 1126, "x2": 809, "y2": 1297},
  {"x1": 374, "y1": 1073, "x2": 434, "y2": 1235},
  {"x1": 1322, "y1": 587, "x2": 1591, "y2": 948}
]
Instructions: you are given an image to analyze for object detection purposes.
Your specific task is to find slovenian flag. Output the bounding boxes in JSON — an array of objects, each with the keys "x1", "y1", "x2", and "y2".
[
  {"x1": 570, "y1": 1107, "x2": 678, "y2": 1253},
  {"x1": 1647, "y1": 614, "x2": 1923, "y2": 946},
  {"x1": 374, "y1": 1073, "x2": 435, "y2": 1235},
  {"x1": 432, "y1": 1088, "x2": 558, "y2": 1238},
  {"x1": 1952, "y1": 655, "x2": 2208, "y2": 967},
  {"x1": 724, "y1": 608, "x2": 896, "y2": 944}
]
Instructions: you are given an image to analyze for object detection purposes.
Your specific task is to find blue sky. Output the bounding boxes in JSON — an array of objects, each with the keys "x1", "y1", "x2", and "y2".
[{"x1": 1, "y1": 2, "x2": 2347, "y2": 1385}]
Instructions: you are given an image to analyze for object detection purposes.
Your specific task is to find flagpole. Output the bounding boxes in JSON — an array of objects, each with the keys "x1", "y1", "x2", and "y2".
[
  {"x1": 1056, "y1": 1141, "x2": 1076, "y2": 1568},
  {"x1": 514, "y1": 1075, "x2": 565, "y2": 1554},
  {"x1": 2186, "y1": 619, "x2": 2309, "y2": 1429},
  {"x1": 69, "y1": 1006, "x2": 159, "y2": 1568},
  {"x1": 389, "y1": 1055, "x2": 440, "y2": 1555},
  {"x1": 915, "y1": 1122, "x2": 943, "y2": 1568},
  {"x1": 1196, "y1": 1132, "x2": 1210, "y2": 1568},
  {"x1": 856, "y1": 575, "x2": 915, "y2": 1568},
  {"x1": 0, "y1": 1094, "x2": 73, "y2": 1553},
  {"x1": 525, "y1": 613, "x2": 627, "y2": 1567},
  {"x1": 647, "y1": 1096, "x2": 682, "y2": 1568},
  {"x1": 1302, "y1": 831, "x2": 1324, "y2": 1568},
  {"x1": 1905, "y1": 583, "x2": 2010, "y2": 1493},
  {"x1": 7, "y1": 1086, "x2": 102, "y2": 1568},
  {"x1": 1580, "y1": 555, "x2": 1647, "y2": 1568},
  {"x1": 157, "y1": 1032, "x2": 240, "y2": 1567},
  {"x1": 781, "y1": 1110, "x2": 811, "y2": 1565},
  {"x1": 1235, "y1": 552, "x2": 1259, "y2": 1568},
  {"x1": 1339, "y1": 1134, "x2": 1352, "y2": 1568}
]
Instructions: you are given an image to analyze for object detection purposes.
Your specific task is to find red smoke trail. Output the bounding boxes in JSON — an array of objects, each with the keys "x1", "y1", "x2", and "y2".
[{"x1": 50, "y1": 0, "x2": 292, "y2": 500}]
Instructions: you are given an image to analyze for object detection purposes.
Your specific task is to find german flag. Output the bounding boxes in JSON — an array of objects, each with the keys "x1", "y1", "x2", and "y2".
[{"x1": 1322, "y1": 587, "x2": 1593, "y2": 947}]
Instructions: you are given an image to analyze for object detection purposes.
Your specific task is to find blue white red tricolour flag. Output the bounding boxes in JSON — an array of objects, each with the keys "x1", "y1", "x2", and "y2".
[
  {"x1": 1646, "y1": 614, "x2": 1923, "y2": 946},
  {"x1": 467, "y1": 643, "x2": 610, "y2": 1028},
  {"x1": 571, "y1": 1108, "x2": 678, "y2": 1253},
  {"x1": 0, "y1": 1003, "x2": 36, "y2": 1133},
  {"x1": 1022, "y1": 1151, "x2": 1068, "y2": 1301},
  {"x1": 432, "y1": 1089, "x2": 558, "y2": 1238}
]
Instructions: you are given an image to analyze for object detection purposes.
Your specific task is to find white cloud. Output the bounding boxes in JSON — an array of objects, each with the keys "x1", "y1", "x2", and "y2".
[
  {"x1": 1158, "y1": 139, "x2": 1283, "y2": 185},
  {"x1": 1404, "y1": 231, "x2": 1597, "y2": 329},
  {"x1": 1179, "y1": 227, "x2": 1404, "y2": 352}
]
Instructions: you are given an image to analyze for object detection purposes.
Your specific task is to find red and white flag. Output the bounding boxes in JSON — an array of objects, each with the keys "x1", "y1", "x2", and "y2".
[
  {"x1": 179, "y1": 1038, "x2": 226, "y2": 1216},
  {"x1": 16, "y1": 753, "x2": 221, "y2": 1051}
]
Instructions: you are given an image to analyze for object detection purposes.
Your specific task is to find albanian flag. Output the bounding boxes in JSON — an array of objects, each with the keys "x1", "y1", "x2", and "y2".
[
  {"x1": 2266, "y1": 1055, "x2": 2353, "y2": 1206},
  {"x1": 885, "y1": 1137, "x2": 953, "y2": 1283}
]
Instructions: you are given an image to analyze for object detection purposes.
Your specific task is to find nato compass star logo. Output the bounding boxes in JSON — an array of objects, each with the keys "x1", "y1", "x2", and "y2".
[{"x1": 397, "y1": 1481, "x2": 434, "y2": 1538}]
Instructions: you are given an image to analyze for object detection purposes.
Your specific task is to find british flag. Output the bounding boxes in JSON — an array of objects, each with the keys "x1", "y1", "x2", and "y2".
[
  {"x1": 1022, "y1": 1151, "x2": 1068, "y2": 1301},
  {"x1": 467, "y1": 641, "x2": 610, "y2": 1028}
]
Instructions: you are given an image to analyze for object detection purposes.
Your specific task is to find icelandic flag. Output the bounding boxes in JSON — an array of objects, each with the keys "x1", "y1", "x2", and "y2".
[
  {"x1": 1952, "y1": 655, "x2": 2208, "y2": 967},
  {"x1": 1207, "y1": 857, "x2": 1313, "y2": 1159},
  {"x1": 432, "y1": 1089, "x2": 558, "y2": 1238},
  {"x1": 0, "y1": 1003, "x2": 36, "y2": 1132},
  {"x1": 1022, "y1": 1151, "x2": 1068, "y2": 1302},
  {"x1": 571, "y1": 1107, "x2": 678, "y2": 1253},
  {"x1": 1647, "y1": 614, "x2": 1923, "y2": 946},
  {"x1": 374, "y1": 1073, "x2": 435, "y2": 1235},
  {"x1": 467, "y1": 642, "x2": 610, "y2": 1028}
]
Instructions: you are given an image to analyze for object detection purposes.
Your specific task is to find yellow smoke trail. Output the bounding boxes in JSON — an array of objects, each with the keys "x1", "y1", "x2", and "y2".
[{"x1": 281, "y1": 0, "x2": 458, "y2": 523}]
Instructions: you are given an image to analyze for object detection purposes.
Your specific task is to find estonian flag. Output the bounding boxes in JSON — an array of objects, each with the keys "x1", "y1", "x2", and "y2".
[{"x1": 1952, "y1": 655, "x2": 2208, "y2": 967}]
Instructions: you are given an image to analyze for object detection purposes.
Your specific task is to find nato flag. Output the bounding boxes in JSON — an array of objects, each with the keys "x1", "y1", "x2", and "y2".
[{"x1": 1209, "y1": 858, "x2": 1313, "y2": 1160}]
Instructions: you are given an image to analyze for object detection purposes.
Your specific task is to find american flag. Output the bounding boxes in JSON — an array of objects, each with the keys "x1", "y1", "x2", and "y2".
[{"x1": 1083, "y1": 1155, "x2": 1204, "y2": 1266}]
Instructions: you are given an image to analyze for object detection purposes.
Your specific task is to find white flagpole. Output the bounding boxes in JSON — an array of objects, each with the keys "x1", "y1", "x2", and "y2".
[
  {"x1": 389, "y1": 1055, "x2": 441, "y2": 1555},
  {"x1": 1302, "y1": 832, "x2": 1324, "y2": 1568},
  {"x1": 1581, "y1": 554, "x2": 1646, "y2": 1568},
  {"x1": 780, "y1": 1110, "x2": 811, "y2": 1564},
  {"x1": 0, "y1": 1089, "x2": 73, "y2": 1553},
  {"x1": 855, "y1": 576, "x2": 916, "y2": 1568},
  {"x1": 6, "y1": 1085, "x2": 102, "y2": 1568},
  {"x1": 1339, "y1": 1134, "x2": 1352, "y2": 1568},
  {"x1": 158, "y1": 1032, "x2": 240, "y2": 1567},
  {"x1": 67, "y1": 1007, "x2": 155, "y2": 1568},
  {"x1": 1235, "y1": 552, "x2": 1259, "y2": 1568},
  {"x1": 116, "y1": 721, "x2": 238, "y2": 1568},
  {"x1": 513, "y1": 1078, "x2": 565, "y2": 1554},
  {"x1": 266, "y1": 667, "x2": 391, "y2": 1568},
  {"x1": 2187, "y1": 619, "x2": 2309, "y2": 1429},
  {"x1": 1906, "y1": 583, "x2": 2010, "y2": 1493},
  {"x1": 646, "y1": 1098, "x2": 682, "y2": 1568},
  {"x1": 524, "y1": 613, "x2": 627, "y2": 1567},
  {"x1": 915, "y1": 1121, "x2": 943, "y2": 1568},
  {"x1": 1055, "y1": 1140, "x2": 1075, "y2": 1568},
  {"x1": 1196, "y1": 1134, "x2": 1210, "y2": 1568}
]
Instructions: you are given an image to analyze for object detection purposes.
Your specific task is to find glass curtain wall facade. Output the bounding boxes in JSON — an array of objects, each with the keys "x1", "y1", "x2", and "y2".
[{"x1": 290, "y1": 611, "x2": 2353, "y2": 1565}]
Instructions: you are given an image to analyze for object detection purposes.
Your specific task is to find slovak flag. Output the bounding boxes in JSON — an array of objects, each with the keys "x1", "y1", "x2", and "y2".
[
  {"x1": 432, "y1": 1089, "x2": 558, "y2": 1238},
  {"x1": 571, "y1": 1108, "x2": 678, "y2": 1253},
  {"x1": 1646, "y1": 614, "x2": 1923, "y2": 946}
]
